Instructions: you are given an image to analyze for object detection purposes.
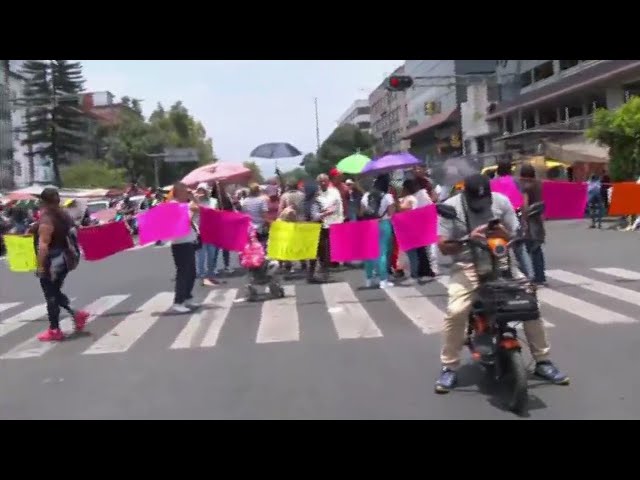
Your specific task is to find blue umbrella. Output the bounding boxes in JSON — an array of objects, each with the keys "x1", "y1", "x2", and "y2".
[{"x1": 250, "y1": 142, "x2": 303, "y2": 159}]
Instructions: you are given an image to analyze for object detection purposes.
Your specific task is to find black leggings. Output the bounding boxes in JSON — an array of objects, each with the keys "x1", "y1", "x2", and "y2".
[
  {"x1": 171, "y1": 243, "x2": 196, "y2": 305},
  {"x1": 307, "y1": 228, "x2": 330, "y2": 279},
  {"x1": 40, "y1": 272, "x2": 74, "y2": 330}
]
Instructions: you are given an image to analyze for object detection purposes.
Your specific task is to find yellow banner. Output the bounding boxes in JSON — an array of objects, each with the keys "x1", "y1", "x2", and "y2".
[
  {"x1": 3, "y1": 234, "x2": 37, "y2": 273},
  {"x1": 267, "y1": 221, "x2": 321, "y2": 261}
]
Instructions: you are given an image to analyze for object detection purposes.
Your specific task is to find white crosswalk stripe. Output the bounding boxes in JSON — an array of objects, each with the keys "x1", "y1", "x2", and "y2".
[{"x1": 2, "y1": 267, "x2": 640, "y2": 360}]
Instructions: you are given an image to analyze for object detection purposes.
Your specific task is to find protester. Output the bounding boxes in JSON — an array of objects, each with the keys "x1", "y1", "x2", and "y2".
[
  {"x1": 279, "y1": 179, "x2": 304, "y2": 222},
  {"x1": 194, "y1": 183, "x2": 220, "y2": 287},
  {"x1": 587, "y1": 174, "x2": 604, "y2": 229},
  {"x1": 345, "y1": 179, "x2": 363, "y2": 221},
  {"x1": 170, "y1": 182, "x2": 200, "y2": 313},
  {"x1": 329, "y1": 167, "x2": 350, "y2": 220},
  {"x1": 519, "y1": 163, "x2": 547, "y2": 285},
  {"x1": 317, "y1": 173, "x2": 344, "y2": 279},
  {"x1": 212, "y1": 183, "x2": 236, "y2": 274},
  {"x1": 398, "y1": 178, "x2": 434, "y2": 282},
  {"x1": 301, "y1": 181, "x2": 326, "y2": 283},
  {"x1": 242, "y1": 183, "x2": 270, "y2": 247},
  {"x1": 34, "y1": 187, "x2": 89, "y2": 342},
  {"x1": 361, "y1": 174, "x2": 396, "y2": 289}
]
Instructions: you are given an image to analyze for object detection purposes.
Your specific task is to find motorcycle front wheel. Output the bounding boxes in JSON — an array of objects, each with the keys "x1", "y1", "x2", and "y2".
[{"x1": 502, "y1": 349, "x2": 528, "y2": 413}]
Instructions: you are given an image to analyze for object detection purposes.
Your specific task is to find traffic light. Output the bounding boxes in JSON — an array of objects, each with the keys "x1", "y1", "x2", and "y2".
[{"x1": 385, "y1": 75, "x2": 414, "y2": 92}]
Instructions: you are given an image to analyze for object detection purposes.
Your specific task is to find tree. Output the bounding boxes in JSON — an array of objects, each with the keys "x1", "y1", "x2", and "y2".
[
  {"x1": 243, "y1": 161, "x2": 264, "y2": 184},
  {"x1": 282, "y1": 167, "x2": 309, "y2": 184},
  {"x1": 303, "y1": 124, "x2": 375, "y2": 177},
  {"x1": 20, "y1": 60, "x2": 86, "y2": 186},
  {"x1": 61, "y1": 160, "x2": 126, "y2": 188},
  {"x1": 587, "y1": 97, "x2": 640, "y2": 181}
]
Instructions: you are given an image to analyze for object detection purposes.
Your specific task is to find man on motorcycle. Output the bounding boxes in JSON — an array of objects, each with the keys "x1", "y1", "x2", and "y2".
[{"x1": 435, "y1": 173, "x2": 569, "y2": 393}]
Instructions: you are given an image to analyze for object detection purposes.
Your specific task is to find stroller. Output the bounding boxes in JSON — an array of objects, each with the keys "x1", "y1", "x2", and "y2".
[{"x1": 240, "y1": 228, "x2": 285, "y2": 301}]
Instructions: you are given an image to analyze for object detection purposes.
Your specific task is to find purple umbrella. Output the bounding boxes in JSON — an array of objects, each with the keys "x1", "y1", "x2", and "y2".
[
  {"x1": 361, "y1": 152, "x2": 421, "y2": 175},
  {"x1": 250, "y1": 142, "x2": 303, "y2": 159}
]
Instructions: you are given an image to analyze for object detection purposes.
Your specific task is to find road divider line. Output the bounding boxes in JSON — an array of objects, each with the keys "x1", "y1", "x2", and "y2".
[
  {"x1": 592, "y1": 267, "x2": 640, "y2": 281},
  {"x1": 0, "y1": 304, "x2": 51, "y2": 339},
  {"x1": 171, "y1": 290, "x2": 222, "y2": 349},
  {"x1": 538, "y1": 288, "x2": 635, "y2": 325},
  {"x1": 322, "y1": 282, "x2": 382, "y2": 339},
  {"x1": 548, "y1": 269, "x2": 640, "y2": 309},
  {"x1": 0, "y1": 303, "x2": 21, "y2": 315},
  {"x1": 1, "y1": 295, "x2": 129, "y2": 360},
  {"x1": 200, "y1": 289, "x2": 238, "y2": 347},
  {"x1": 256, "y1": 286, "x2": 299, "y2": 344},
  {"x1": 384, "y1": 286, "x2": 444, "y2": 334},
  {"x1": 83, "y1": 292, "x2": 174, "y2": 355}
]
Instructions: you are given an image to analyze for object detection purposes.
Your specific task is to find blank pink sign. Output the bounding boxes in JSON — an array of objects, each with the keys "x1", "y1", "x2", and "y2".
[
  {"x1": 137, "y1": 202, "x2": 191, "y2": 245},
  {"x1": 78, "y1": 221, "x2": 134, "y2": 261},
  {"x1": 391, "y1": 204, "x2": 438, "y2": 251},
  {"x1": 199, "y1": 207, "x2": 251, "y2": 252},
  {"x1": 491, "y1": 176, "x2": 523, "y2": 210},
  {"x1": 542, "y1": 180, "x2": 588, "y2": 219},
  {"x1": 329, "y1": 220, "x2": 380, "y2": 262}
]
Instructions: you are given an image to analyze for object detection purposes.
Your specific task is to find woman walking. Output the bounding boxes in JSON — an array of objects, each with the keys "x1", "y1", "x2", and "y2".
[
  {"x1": 361, "y1": 174, "x2": 396, "y2": 289},
  {"x1": 194, "y1": 183, "x2": 220, "y2": 287}
]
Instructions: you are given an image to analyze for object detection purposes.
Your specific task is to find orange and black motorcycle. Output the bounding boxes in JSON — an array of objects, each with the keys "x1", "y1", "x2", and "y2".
[{"x1": 436, "y1": 201, "x2": 544, "y2": 413}]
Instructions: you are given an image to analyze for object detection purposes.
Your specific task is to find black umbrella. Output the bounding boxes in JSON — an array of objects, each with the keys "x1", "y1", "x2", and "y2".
[{"x1": 250, "y1": 142, "x2": 303, "y2": 159}]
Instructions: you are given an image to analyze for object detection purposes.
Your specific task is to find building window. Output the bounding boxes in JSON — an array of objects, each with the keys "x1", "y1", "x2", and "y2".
[
  {"x1": 522, "y1": 111, "x2": 535, "y2": 130},
  {"x1": 533, "y1": 61, "x2": 554, "y2": 82},
  {"x1": 504, "y1": 116, "x2": 514, "y2": 134},
  {"x1": 587, "y1": 95, "x2": 607, "y2": 113},
  {"x1": 13, "y1": 160, "x2": 22, "y2": 177},
  {"x1": 358, "y1": 121, "x2": 371, "y2": 130},
  {"x1": 566, "y1": 105, "x2": 583, "y2": 119},
  {"x1": 520, "y1": 71, "x2": 533, "y2": 88},
  {"x1": 559, "y1": 60, "x2": 581, "y2": 71},
  {"x1": 356, "y1": 107, "x2": 370, "y2": 116},
  {"x1": 538, "y1": 107, "x2": 557, "y2": 125},
  {"x1": 624, "y1": 81, "x2": 640, "y2": 102}
]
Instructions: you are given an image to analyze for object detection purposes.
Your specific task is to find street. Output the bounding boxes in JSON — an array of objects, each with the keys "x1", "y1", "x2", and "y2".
[{"x1": 1, "y1": 220, "x2": 640, "y2": 419}]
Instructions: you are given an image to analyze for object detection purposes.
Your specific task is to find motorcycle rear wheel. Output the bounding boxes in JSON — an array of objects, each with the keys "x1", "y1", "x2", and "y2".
[{"x1": 503, "y1": 349, "x2": 528, "y2": 413}]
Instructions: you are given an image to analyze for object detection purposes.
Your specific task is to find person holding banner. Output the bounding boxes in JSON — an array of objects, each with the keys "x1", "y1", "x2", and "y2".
[
  {"x1": 302, "y1": 181, "x2": 327, "y2": 283},
  {"x1": 317, "y1": 174, "x2": 344, "y2": 280},
  {"x1": 519, "y1": 164, "x2": 547, "y2": 285},
  {"x1": 194, "y1": 183, "x2": 221, "y2": 287}
]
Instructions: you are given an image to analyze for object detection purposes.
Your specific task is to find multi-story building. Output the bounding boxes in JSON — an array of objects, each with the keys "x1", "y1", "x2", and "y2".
[
  {"x1": 8, "y1": 64, "x2": 33, "y2": 187},
  {"x1": 337, "y1": 99, "x2": 371, "y2": 132},
  {"x1": 0, "y1": 61, "x2": 12, "y2": 189},
  {"x1": 369, "y1": 65, "x2": 409, "y2": 153},
  {"x1": 486, "y1": 60, "x2": 640, "y2": 180},
  {"x1": 402, "y1": 60, "x2": 497, "y2": 167}
]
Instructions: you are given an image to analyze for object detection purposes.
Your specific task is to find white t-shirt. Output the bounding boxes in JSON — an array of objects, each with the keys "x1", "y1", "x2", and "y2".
[
  {"x1": 318, "y1": 186, "x2": 344, "y2": 228},
  {"x1": 414, "y1": 189, "x2": 433, "y2": 208},
  {"x1": 401, "y1": 194, "x2": 417, "y2": 210},
  {"x1": 361, "y1": 192, "x2": 395, "y2": 219}
]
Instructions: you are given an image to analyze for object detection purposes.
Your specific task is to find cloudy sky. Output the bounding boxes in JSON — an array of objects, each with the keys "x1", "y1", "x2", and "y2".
[{"x1": 80, "y1": 60, "x2": 403, "y2": 176}]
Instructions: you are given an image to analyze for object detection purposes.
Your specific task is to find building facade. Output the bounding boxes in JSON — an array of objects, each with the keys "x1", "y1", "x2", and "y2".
[
  {"x1": 402, "y1": 60, "x2": 497, "y2": 167},
  {"x1": 0, "y1": 61, "x2": 12, "y2": 189},
  {"x1": 486, "y1": 60, "x2": 640, "y2": 180},
  {"x1": 337, "y1": 99, "x2": 371, "y2": 132},
  {"x1": 369, "y1": 65, "x2": 409, "y2": 153},
  {"x1": 9, "y1": 66, "x2": 32, "y2": 187}
]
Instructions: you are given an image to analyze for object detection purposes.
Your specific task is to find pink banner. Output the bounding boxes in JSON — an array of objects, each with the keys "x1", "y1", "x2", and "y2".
[
  {"x1": 78, "y1": 221, "x2": 134, "y2": 261},
  {"x1": 199, "y1": 207, "x2": 251, "y2": 251},
  {"x1": 137, "y1": 202, "x2": 191, "y2": 245},
  {"x1": 329, "y1": 220, "x2": 380, "y2": 262},
  {"x1": 391, "y1": 204, "x2": 438, "y2": 251},
  {"x1": 542, "y1": 180, "x2": 588, "y2": 219},
  {"x1": 490, "y1": 176, "x2": 523, "y2": 210}
]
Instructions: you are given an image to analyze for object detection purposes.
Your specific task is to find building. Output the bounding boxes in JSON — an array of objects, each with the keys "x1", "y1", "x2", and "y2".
[
  {"x1": 369, "y1": 65, "x2": 409, "y2": 153},
  {"x1": 0, "y1": 61, "x2": 12, "y2": 189},
  {"x1": 402, "y1": 60, "x2": 497, "y2": 167},
  {"x1": 486, "y1": 60, "x2": 640, "y2": 180},
  {"x1": 8, "y1": 64, "x2": 34, "y2": 187},
  {"x1": 337, "y1": 99, "x2": 371, "y2": 132}
]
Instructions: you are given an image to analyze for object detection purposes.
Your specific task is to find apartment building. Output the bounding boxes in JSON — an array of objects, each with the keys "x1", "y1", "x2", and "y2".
[
  {"x1": 337, "y1": 99, "x2": 371, "y2": 132},
  {"x1": 369, "y1": 65, "x2": 409, "y2": 153}
]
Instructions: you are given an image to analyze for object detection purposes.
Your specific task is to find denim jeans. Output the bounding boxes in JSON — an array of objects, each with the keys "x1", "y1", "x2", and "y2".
[
  {"x1": 364, "y1": 219, "x2": 393, "y2": 282},
  {"x1": 196, "y1": 243, "x2": 219, "y2": 279},
  {"x1": 526, "y1": 240, "x2": 546, "y2": 283},
  {"x1": 406, "y1": 248, "x2": 420, "y2": 278},
  {"x1": 589, "y1": 200, "x2": 604, "y2": 227},
  {"x1": 514, "y1": 243, "x2": 534, "y2": 280}
]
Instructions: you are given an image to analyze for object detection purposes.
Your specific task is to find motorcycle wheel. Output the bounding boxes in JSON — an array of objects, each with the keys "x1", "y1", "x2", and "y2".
[{"x1": 503, "y1": 349, "x2": 528, "y2": 414}]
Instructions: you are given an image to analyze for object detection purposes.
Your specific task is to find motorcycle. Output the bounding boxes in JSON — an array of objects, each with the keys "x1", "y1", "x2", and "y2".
[{"x1": 436, "y1": 201, "x2": 545, "y2": 413}]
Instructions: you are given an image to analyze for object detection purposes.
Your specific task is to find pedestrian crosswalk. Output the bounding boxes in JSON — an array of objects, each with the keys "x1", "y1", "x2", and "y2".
[{"x1": 2, "y1": 266, "x2": 640, "y2": 361}]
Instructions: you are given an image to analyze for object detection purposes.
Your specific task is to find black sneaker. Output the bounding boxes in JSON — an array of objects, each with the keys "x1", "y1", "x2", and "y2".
[
  {"x1": 434, "y1": 367, "x2": 457, "y2": 394},
  {"x1": 534, "y1": 361, "x2": 570, "y2": 385}
]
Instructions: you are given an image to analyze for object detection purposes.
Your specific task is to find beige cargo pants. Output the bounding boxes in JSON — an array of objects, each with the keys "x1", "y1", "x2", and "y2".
[{"x1": 441, "y1": 263, "x2": 550, "y2": 369}]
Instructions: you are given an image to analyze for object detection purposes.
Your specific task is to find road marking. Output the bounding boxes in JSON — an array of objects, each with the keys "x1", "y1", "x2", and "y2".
[
  {"x1": 83, "y1": 292, "x2": 174, "y2": 355},
  {"x1": 0, "y1": 303, "x2": 21, "y2": 315},
  {"x1": 1, "y1": 295, "x2": 129, "y2": 360},
  {"x1": 200, "y1": 289, "x2": 238, "y2": 347},
  {"x1": 548, "y1": 269, "x2": 640, "y2": 308},
  {"x1": 537, "y1": 288, "x2": 636, "y2": 325},
  {"x1": 436, "y1": 275, "x2": 554, "y2": 327},
  {"x1": 592, "y1": 267, "x2": 640, "y2": 281},
  {"x1": 0, "y1": 304, "x2": 49, "y2": 339},
  {"x1": 322, "y1": 282, "x2": 382, "y2": 339},
  {"x1": 384, "y1": 286, "x2": 444, "y2": 334},
  {"x1": 256, "y1": 286, "x2": 299, "y2": 344}
]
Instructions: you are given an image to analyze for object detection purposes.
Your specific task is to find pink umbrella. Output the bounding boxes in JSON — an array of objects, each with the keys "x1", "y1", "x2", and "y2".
[{"x1": 181, "y1": 163, "x2": 252, "y2": 187}]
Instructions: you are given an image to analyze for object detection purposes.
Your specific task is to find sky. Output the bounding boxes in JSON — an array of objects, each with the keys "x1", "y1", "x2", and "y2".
[{"x1": 79, "y1": 60, "x2": 403, "y2": 177}]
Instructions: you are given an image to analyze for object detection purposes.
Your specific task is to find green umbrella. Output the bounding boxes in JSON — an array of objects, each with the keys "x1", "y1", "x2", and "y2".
[{"x1": 335, "y1": 153, "x2": 371, "y2": 175}]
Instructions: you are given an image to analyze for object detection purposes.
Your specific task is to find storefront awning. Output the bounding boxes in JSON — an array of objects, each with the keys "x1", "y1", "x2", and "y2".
[{"x1": 403, "y1": 108, "x2": 459, "y2": 140}]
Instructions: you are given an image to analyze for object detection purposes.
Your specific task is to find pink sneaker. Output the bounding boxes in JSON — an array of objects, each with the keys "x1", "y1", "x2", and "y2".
[
  {"x1": 73, "y1": 310, "x2": 90, "y2": 332},
  {"x1": 37, "y1": 328, "x2": 65, "y2": 342}
]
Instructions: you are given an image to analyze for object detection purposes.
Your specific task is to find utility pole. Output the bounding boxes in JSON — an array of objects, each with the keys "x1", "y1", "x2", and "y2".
[
  {"x1": 314, "y1": 97, "x2": 321, "y2": 151},
  {"x1": 146, "y1": 153, "x2": 165, "y2": 188}
]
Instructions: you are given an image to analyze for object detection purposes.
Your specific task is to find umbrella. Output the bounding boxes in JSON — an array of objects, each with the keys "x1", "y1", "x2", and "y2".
[
  {"x1": 362, "y1": 152, "x2": 421, "y2": 175},
  {"x1": 182, "y1": 163, "x2": 252, "y2": 187},
  {"x1": 7, "y1": 192, "x2": 38, "y2": 202},
  {"x1": 250, "y1": 142, "x2": 303, "y2": 159},
  {"x1": 434, "y1": 155, "x2": 484, "y2": 187},
  {"x1": 335, "y1": 153, "x2": 371, "y2": 175}
]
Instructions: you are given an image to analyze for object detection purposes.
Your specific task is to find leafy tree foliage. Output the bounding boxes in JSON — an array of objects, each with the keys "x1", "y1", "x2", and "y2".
[
  {"x1": 243, "y1": 161, "x2": 265, "y2": 184},
  {"x1": 61, "y1": 160, "x2": 126, "y2": 188}
]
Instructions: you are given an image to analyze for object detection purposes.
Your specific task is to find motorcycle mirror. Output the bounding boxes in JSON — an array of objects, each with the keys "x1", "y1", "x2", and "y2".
[
  {"x1": 526, "y1": 201, "x2": 545, "y2": 217},
  {"x1": 436, "y1": 203, "x2": 458, "y2": 220}
]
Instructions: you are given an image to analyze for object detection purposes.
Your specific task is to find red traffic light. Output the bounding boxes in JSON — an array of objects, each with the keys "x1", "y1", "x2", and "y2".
[{"x1": 385, "y1": 75, "x2": 414, "y2": 92}]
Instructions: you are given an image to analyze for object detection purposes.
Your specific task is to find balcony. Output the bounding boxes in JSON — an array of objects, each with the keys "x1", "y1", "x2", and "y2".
[{"x1": 497, "y1": 114, "x2": 594, "y2": 142}]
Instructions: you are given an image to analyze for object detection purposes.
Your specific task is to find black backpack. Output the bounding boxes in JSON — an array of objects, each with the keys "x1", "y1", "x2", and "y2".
[{"x1": 361, "y1": 190, "x2": 384, "y2": 219}]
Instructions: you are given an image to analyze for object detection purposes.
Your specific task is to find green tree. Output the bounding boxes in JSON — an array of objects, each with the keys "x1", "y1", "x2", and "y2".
[
  {"x1": 303, "y1": 124, "x2": 375, "y2": 177},
  {"x1": 20, "y1": 60, "x2": 86, "y2": 186},
  {"x1": 61, "y1": 160, "x2": 126, "y2": 188},
  {"x1": 243, "y1": 161, "x2": 264, "y2": 184},
  {"x1": 587, "y1": 97, "x2": 640, "y2": 181},
  {"x1": 282, "y1": 167, "x2": 309, "y2": 183}
]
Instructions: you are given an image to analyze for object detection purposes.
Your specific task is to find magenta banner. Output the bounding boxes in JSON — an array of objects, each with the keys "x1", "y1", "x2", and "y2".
[
  {"x1": 199, "y1": 207, "x2": 251, "y2": 251},
  {"x1": 391, "y1": 205, "x2": 438, "y2": 251},
  {"x1": 329, "y1": 220, "x2": 380, "y2": 262}
]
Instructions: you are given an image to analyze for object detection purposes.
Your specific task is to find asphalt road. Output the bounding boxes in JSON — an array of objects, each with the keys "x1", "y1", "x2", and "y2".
[{"x1": 1, "y1": 220, "x2": 640, "y2": 419}]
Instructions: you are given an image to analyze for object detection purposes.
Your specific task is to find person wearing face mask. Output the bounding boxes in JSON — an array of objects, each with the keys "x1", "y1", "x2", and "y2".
[{"x1": 434, "y1": 173, "x2": 568, "y2": 393}]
